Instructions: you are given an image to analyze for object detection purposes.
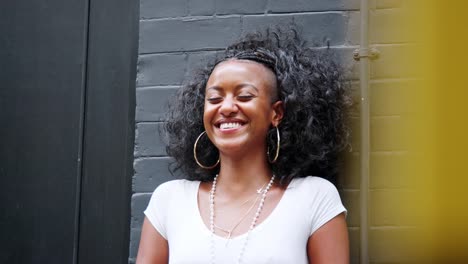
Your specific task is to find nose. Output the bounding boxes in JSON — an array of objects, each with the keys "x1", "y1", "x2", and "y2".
[{"x1": 219, "y1": 96, "x2": 238, "y2": 116}]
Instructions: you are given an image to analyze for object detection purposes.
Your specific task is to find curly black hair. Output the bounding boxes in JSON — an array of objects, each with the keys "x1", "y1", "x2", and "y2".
[{"x1": 164, "y1": 26, "x2": 351, "y2": 185}]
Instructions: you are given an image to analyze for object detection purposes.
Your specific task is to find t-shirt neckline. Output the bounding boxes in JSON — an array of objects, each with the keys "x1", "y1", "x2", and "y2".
[{"x1": 193, "y1": 177, "x2": 299, "y2": 241}]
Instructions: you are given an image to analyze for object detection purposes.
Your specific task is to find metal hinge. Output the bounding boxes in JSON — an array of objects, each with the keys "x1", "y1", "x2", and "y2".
[{"x1": 353, "y1": 47, "x2": 380, "y2": 61}]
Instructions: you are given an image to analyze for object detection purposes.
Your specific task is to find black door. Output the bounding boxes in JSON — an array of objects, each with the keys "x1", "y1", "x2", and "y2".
[{"x1": 0, "y1": 0, "x2": 138, "y2": 263}]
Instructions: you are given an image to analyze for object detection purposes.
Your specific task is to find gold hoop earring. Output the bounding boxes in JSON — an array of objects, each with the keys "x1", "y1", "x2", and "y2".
[
  {"x1": 267, "y1": 126, "x2": 280, "y2": 164},
  {"x1": 193, "y1": 131, "x2": 220, "y2": 169}
]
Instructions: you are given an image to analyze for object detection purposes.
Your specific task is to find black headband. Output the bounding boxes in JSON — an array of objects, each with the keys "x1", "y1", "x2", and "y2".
[{"x1": 234, "y1": 50, "x2": 277, "y2": 74}]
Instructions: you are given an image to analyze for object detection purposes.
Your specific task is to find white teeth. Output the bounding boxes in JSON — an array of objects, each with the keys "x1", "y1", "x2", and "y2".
[{"x1": 220, "y1": 122, "x2": 242, "y2": 130}]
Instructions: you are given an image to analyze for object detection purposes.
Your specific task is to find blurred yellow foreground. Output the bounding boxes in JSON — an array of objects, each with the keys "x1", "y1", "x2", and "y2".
[{"x1": 397, "y1": 0, "x2": 468, "y2": 262}]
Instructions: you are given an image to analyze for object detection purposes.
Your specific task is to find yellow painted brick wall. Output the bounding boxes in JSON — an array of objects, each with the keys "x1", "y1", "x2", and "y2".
[
  {"x1": 338, "y1": 0, "x2": 425, "y2": 263},
  {"x1": 369, "y1": 0, "x2": 418, "y2": 263}
]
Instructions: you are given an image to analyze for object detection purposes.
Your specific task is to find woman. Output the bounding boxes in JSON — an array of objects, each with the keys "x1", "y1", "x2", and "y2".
[{"x1": 137, "y1": 27, "x2": 350, "y2": 263}]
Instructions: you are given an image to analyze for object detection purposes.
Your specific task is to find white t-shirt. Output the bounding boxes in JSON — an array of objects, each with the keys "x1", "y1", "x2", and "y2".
[{"x1": 144, "y1": 176, "x2": 346, "y2": 264}]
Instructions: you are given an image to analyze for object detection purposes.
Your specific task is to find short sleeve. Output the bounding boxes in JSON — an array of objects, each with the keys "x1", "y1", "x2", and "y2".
[
  {"x1": 308, "y1": 178, "x2": 347, "y2": 235},
  {"x1": 143, "y1": 181, "x2": 175, "y2": 239}
]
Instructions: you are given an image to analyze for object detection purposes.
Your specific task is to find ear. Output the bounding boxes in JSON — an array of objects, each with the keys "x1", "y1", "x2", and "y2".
[{"x1": 271, "y1": 101, "x2": 284, "y2": 127}]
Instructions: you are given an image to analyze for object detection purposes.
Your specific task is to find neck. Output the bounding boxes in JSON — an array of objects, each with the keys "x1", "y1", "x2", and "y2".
[{"x1": 215, "y1": 148, "x2": 273, "y2": 199}]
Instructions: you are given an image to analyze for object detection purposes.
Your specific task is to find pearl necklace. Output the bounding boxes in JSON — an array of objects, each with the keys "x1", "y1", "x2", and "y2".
[{"x1": 209, "y1": 174, "x2": 276, "y2": 264}]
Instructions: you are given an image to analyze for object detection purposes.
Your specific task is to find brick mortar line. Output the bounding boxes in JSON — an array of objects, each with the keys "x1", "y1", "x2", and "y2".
[
  {"x1": 370, "y1": 115, "x2": 405, "y2": 118},
  {"x1": 134, "y1": 154, "x2": 169, "y2": 158},
  {"x1": 373, "y1": 7, "x2": 405, "y2": 11},
  {"x1": 369, "y1": 188, "x2": 416, "y2": 191},
  {"x1": 269, "y1": 9, "x2": 360, "y2": 15},
  {"x1": 136, "y1": 85, "x2": 180, "y2": 89},
  {"x1": 369, "y1": 78, "x2": 419, "y2": 81},
  {"x1": 134, "y1": 157, "x2": 172, "y2": 161},
  {"x1": 137, "y1": 45, "x2": 359, "y2": 56},
  {"x1": 140, "y1": 10, "x2": 353, "y2": 22},
  {"x1": 370, "y1": 149, "x2": 409, "y2": 152},
  {"x1": 135, "y1": 120, "x2": 168, "y2": 123},
  {"x1": 370, "y1": 150, "x2": 409, "y2": 154},
  {"x1": 370, "y1": 41, "x2": 418, "y2": 45},
  {"x1": 370, "y1": 151, "x2": 410, "y2": 154},
  {"x1": 138, "y1": 48, "x2": 224, "y2": 56},
  {"x1": 370, "y1": 115, "x2": 403, "y2": 119},
  {"x1": 141, "y1": 14, "x2": 241, "y2": 21},
  {"x1": 136, "y1": 85, "x2": 182, "y2": 88},
  {"x1": 372, "y1": 42, "x2": 418, "y2": 47},
  {"x1": 136, "y1": 121, "x2": 165, "y2": 124},
  {"x1": 369, "y1": 77, "x2": 422, "y2": 83},
  {"x1": 309, "y1": 45, "x2": 358, "y2": 50},
  {"x1": 132, "y1": 192, "x2": 154, "y2": 195},
  {"x1": 369, "y1": 226, "x2": 418, "y2": 229}
]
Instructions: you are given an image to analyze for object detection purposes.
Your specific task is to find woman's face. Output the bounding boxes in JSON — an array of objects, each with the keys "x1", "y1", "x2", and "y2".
[{"x1": 203, "y1": 59, "x2": 283, "y2": 156}]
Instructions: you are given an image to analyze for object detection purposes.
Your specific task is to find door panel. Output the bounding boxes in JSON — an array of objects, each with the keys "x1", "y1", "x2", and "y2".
[
  {"x1": 0, "y1": 1, "x2": 89, "y2": 263},
  {"x1": 0, "y1": 0, "x2": 137, "y2": 263}
]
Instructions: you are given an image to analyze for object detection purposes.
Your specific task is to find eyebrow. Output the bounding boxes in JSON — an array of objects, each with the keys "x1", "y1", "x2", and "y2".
[{"x1": 206, "y1": 83, "x2": 259, "y2": 93}]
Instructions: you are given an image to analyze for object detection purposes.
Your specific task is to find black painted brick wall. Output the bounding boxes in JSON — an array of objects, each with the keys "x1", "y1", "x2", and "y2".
[{"x1": 130, "y1": 0, "x2": 361, "y2": 263}]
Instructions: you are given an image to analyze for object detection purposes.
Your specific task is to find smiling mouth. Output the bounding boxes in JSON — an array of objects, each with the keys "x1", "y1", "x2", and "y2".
[{"x1": 219, "y1": 122, "x2": 244, "y2": 130}]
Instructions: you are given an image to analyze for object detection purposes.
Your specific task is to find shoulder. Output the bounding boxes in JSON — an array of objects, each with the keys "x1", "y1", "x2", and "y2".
[
  {"x1": 153, "y1": 179, "x2": 195, "y2": 191},
  {"x1": 288, "y1": 176, "x2": 345, "y2": 217},
  {"x1": 145, "y1": 179, "x2": 199, "y2": 222},
  {"x1": 289, "y1": 176, "x2": 339, "y2": 195},
  {"x1": 289, "y1": 176, "x2": 346, "y2": 235},
  {"x1": 151, "y1": 179, "x2": 199, "y2": 198}
]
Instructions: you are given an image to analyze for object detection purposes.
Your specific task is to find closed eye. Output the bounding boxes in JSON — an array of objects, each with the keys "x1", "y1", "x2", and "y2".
[
  {"x1": 237, "y1": 95, "x2": 255, "y2": 101},
  {"x1": 207, "y1": 97, "x2": 222, "y2": 103}
]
